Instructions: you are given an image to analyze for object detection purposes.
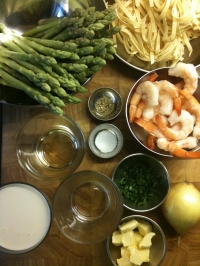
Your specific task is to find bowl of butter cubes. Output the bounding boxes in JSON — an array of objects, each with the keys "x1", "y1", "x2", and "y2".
[{"x1": 107, "y1": 215, "x2": 166, "y2": 266}]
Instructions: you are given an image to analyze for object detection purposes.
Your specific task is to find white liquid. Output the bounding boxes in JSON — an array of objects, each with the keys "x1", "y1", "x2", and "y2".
[{"x1": 0, "y1": 183, "x2": 51, "y2": 251}]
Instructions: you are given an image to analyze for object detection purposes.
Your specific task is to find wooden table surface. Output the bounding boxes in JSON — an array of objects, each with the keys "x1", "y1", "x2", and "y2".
[{"x1": 0, "y1": 57, "x2": 200, "y2": 266}]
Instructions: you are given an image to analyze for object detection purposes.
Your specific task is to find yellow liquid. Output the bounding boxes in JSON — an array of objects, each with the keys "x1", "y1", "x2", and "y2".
[{"x1": 36, "y1": 129, "x2": 77, "y2": 169}]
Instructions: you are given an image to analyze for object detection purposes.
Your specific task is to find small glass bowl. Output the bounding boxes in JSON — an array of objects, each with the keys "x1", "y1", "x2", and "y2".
[
  {"x1": 16, "y1": 112, "x2": 86, "y2": 181},
  {"x1": 88, "y1": 87, "x2": 122, "y2": 121},
  {"x1": 53, "y1": 170, "x2": 124, "y2": 245},
  {"x1": 0, "y1": 182, "x2": 51, "y2": 254}
]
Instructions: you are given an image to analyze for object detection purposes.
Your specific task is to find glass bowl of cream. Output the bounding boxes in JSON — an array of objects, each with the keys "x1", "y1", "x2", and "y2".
[{"x1": 0, "y1": 182, "x2": 52, "y2": 254}]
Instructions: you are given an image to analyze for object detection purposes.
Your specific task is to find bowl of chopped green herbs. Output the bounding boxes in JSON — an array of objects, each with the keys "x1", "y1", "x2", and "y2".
[{"x1": 112, "y1": 153, "x2": 170, "y2": 212}]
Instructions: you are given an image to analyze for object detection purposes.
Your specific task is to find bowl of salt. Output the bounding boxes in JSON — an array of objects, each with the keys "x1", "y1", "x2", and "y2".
[{"x1": 88, "y1": 124, "x2": 123, "y2": 158}]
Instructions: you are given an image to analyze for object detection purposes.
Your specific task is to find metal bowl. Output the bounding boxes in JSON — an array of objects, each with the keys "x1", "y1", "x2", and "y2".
[
  {"x1": 112, "y1": 153, "x2": 170, "y2": 212},
  {"x1": 125, "y1": 66, "x2": 200, "y2": 157},
  {"x1": 107, "y1": 215, "x2": 166, "y2": 266},
  {"x1": 88, "y1": 123, "x2": 123, "y2": 158},
  {"x1": 88, "y1": 87, "x2": 122, "y2": 121},
  {"x1": 106, "y1": 0, "x2": 200, "y2": 72},
  {"x1": 0, "y1": 0, "x2": 106, "y2": 105}
]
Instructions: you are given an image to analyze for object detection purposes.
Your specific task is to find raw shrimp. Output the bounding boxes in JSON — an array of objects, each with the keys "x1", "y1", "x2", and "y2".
[
  {"x1": 129, "y1": 81, "x2": 159, "y2": 123},
  {"x1": 134, "y1": 117, "x2": 165, "y2": 139},
  {"x1": 155, "y1": 109, "x2": 195, "y2": 140},
  {"x1": 156, "y1": 137, "x2": 200, "y2": 158},
  {"x1": 168, "y1": 62, "x2": 198, "y2": 95},
  {"x1": 158, "y1": 92, "x2": 174, "y2": 116},
  {"x1": 147, "y1": 135, "x2": 156, "y2": 150},
  {"x1": 154, "y1": 80, "x2": 181, "y2": 116},
  {"x1": 179, "y1": 90, "x2": 200, "y2": 139},
  {"x1": 135, "y1": 100, "x2": 154, "y2": 120}
]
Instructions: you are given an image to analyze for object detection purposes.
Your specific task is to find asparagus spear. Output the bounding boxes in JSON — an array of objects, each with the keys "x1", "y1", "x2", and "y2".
[
  {"x1": 59, "y1": 63, "x2": 88, "y2": 73},
  {"x1": 22, "y1": 20, "x2": 61, "y2": 37},
  {"x1": 26, "y1": 37, "x2": 78, "y2": 51},
  {"x1": 0, "y1": 33, "x2": 25, "y2": 53},
  {"x1": 0, "y1": 48, "x2": 57, "y2": 67},
  {"x1": 73, "y1": 55, "x2": 105, "y2": 66},
  {"x1": 0, "y1": 56, "x2": 51, "y2": 91},
  {"x1": 22, "y1": 38, "x2": 80, "y2": 60},
  {"x1": 0, "y1": 63, "x2": 33, "y2": 86},
  {"x1": 73, "y1": 72, "x2": 87, "y2": 84},
  {"x1": 71, "y1": 37, "x2": 91, "y2": 47},
  {"x1": 0, "y1": 67, "x2": 51, "y2": 106},
  {"x1": 13, "y1": 58, "x2": 60, "y2": 87},
  {"x1": 42, "y1": 17, "x2": 79, "y2": 39}
]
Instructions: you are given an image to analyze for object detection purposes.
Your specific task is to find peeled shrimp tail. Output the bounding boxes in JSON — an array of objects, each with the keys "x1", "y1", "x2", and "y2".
[
  {"x1": 147, "y1": 135, "x2": 156, "y2": 150},
  {"x1": 170, "y1": 148, "x2": 200, "y2": 158},
  {"x1": 129, "y1": 81, "x2": 159, "y2": 123},
  {"x1": 168, "y1": 62, "x2": 198, "y2": 95},
  {"x1": 155, "y1": 110, "x2": 195, "y2": 140},
  {"x1": 157, "y1": 136, "x2": 200, "y2": 158},
  {"x1": 134, "y1": 117, "x2": 165, "y2": 138},
  {"x1": 154, "y1": 80, "x2": 182, "y2": 116}
]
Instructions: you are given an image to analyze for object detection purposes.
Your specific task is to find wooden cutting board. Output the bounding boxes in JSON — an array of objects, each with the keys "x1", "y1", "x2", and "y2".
[{"x1": 0, "y1": 58, "x2": 200, "y2": 266}]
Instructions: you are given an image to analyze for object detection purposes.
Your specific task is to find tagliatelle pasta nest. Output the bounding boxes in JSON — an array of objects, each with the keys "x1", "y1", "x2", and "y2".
[{"x1": 105, "y1": 0, "x2": 200, "y2": 66}]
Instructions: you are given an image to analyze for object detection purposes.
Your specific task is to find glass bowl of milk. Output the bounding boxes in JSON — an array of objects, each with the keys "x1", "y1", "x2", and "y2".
[{"x1": 0, "y1": 182, "x2": 52, "y2": 254}]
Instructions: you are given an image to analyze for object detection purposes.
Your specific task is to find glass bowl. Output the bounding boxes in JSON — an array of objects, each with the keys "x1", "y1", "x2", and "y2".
[
  {"x1": 0, "y1": 182, "x2": 51, "y2": 254},
  {"x1": 53, "y1": 170, "x2": 124, "y2": 244},
  {"x1": 16, "y1": 112, "x2": 85, "y2": 181},
  {"x1": 112, "y1": 153, "x2": 170, "y2": 212}
]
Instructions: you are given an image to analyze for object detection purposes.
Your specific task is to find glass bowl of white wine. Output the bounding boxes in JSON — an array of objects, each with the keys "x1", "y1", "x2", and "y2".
[{"x1": 16, "y1": 112, "x2": 86, "y2": 181}]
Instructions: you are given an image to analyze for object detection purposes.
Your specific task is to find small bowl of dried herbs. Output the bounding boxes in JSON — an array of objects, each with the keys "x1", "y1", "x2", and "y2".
[
  {"x1": 88, "y1": 87, "x2": 122, "y2": 121},
  {"x1": 112, "y1": 153, "x2": 170, "y2": 212}
]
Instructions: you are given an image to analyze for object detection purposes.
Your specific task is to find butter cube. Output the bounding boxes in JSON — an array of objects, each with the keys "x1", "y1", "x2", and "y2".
[
  {"x1": 122, "y1": 230, "x2": 135, "y2": 247},
  {"x1": 117, "y1": 256, "x2": 134, "y2": 266},
  {"x1": 112, "y1": 230, "x2": 122, "y2": 246},
  {"x1": 128, "y1": 246, "x2": 143, "y2": 266},
  {"x1": 121, "y1": 246, "x2": 130, "y2": 259},
  {"x1": 134, "y1": 231, "x2": 143, "y2": 247},
  {"x1": 139, "y1": 248, "x2": 150, "y2": 262},
  {"x1": 139, "y1": 232, "x2": 155, "y2": 249},
  {"x1": 137, "y1": 220, "x2": 152, "y2": 236},
  {"x1": 119, "y1": 220, "x2": 139, "y2": 232}
]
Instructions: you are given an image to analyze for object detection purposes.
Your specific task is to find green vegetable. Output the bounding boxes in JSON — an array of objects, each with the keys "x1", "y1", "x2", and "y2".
[
  {"x1": 0, "y1": 6, "x2": 120, "y2": 114},
  {"x1": 118, "y1": 161, "x2": 160, "y2": 206},
  {"x1": 26, "y1": 37, "x2": 78, "y2": 51},
  {"x1": 22, "y1": 38, "x2": 80, "y2": 60}
]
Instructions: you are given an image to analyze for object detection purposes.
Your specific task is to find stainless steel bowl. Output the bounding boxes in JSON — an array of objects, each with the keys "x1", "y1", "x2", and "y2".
[
  {"x1": 112, "y1": 153, "x2": 170, "y2": 212},
  {"x1": 125, "y1": 66, "x2": 200, "y2": 157},
  {"x1": 107, "y1": 215, "x2": 166, "y2": 266},
  {"x1": 88, "y1": 87, "x2": 122, "y2": 121},
  {"x1": 106, "y1": 0, "x2": 200, "y2": 72},
  {"x1": 0, "y1": 0, "x2": 106, "y2": 105}
]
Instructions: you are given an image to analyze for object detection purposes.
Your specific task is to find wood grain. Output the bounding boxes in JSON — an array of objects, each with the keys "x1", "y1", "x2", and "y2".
[{"x1": 0, "y1": 58, "x2": 200, "y2": 266}]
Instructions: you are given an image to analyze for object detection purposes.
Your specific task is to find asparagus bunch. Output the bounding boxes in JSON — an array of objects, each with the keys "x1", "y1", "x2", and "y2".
[{"x1": 0, "y1": 6, "x2": 120, "y2": 114}]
